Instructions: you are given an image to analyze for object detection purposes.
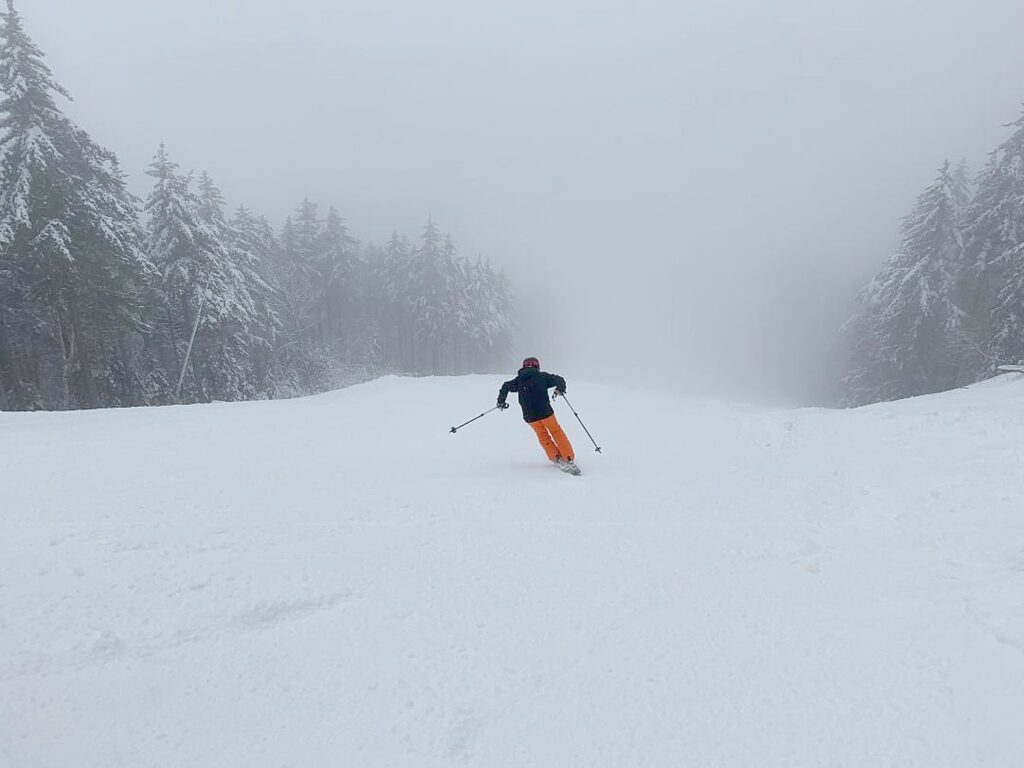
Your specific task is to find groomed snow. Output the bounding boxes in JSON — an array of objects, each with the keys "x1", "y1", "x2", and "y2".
[{"x1": 2, "y1": 374, "x2": 1023, "y2": 766}]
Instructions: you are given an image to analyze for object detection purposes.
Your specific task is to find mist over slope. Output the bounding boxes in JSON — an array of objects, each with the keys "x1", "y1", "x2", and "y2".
[{"x1": 2, "y1": 374, "x2": 1023, "y2": 766}]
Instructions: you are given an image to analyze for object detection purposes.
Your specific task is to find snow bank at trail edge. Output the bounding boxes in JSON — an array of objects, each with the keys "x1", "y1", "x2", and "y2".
[{"x1": 2, "y1": 373, "x2": 1023, "y2": 767}]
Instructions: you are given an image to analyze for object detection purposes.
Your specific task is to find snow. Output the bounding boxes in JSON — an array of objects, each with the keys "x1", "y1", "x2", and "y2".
[{"x1": 2, "y1": 374, "x2": 1023, "y2": 766}]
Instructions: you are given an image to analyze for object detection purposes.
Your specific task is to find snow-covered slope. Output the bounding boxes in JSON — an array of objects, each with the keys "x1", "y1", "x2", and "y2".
[{"x1": 2, "y1": 375, "x2": 1023, "y2": 767}]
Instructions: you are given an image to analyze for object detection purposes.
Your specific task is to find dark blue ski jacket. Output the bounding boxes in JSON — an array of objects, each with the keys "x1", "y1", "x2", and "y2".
[{"x1": 498, "y1": 367, "x2": 566, "y2": 423}]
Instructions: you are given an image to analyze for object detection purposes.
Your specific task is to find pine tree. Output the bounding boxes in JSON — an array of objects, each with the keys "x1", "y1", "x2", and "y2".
[
  {"x1": 409, "y1": 218, "x2": 460, "y2": 373},
  {"x1": 0, "y1": 0, "x2": 151, "y2": 409},
  {"x1": 318, "y1": 206, "x2": 356, "y2": 350},
  {"x1": 258, "y1": 202, "x2": 333, "y2": 395},
  {"x1": 291, "y1": 198, "x2": 321, "y2": 284},
  {"x1": 950, "y1": 158, "x2": 973, "y2": 213},
  {"x1": 0, "y1": 3, "x2": 522, "y2": 408},
  {"x1": 465, "y1": 257, "x2": 512, "y2": 372},
  {"x1": 196, "y1": 172, "x2": 229, "y2": 235},
  {"x1": 486, "y1": 263, "x2": 514, "y2": 370},
  {"x1": 344, "y1": 241, "x2": 385, "y2": 372},
  {"x1": 378, "y1": 231, "x2": 413, "y2": 370},
  {"x1": 228, "y1": 205, "x2": 278, "y2": 395},
  {"x1": 960, "y1": 107, "x2": 1024, "y2": 373},
  {"x1": 229, "y1": 207, "x2": 278, "y2": 314},
  {"x1": 843, "y1": 161, "x2": 966, "y2": 404},
  {"x1": 443, "y1": 235, "x2": 474, "y2": 373},
  {"x1": 144, "y1": 148, "x2": 256, "y2": 401},
  {"x1": 194, "y1": 173, "x2": 266, "y2": 330},
  {"x1": 279, "y1": 200, "x2": 322, "y2": 341},
  {"x1": 263, "y1": 215, "x2": 311, "y2": 377}
]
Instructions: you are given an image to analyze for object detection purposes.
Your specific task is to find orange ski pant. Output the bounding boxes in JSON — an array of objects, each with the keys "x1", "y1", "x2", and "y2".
[{"x1": 528, "y1": 414, "x2": 574, "y2": 462}]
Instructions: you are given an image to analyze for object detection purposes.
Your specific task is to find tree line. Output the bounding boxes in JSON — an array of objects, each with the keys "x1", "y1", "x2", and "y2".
[
  {"x1": 0, "y1": 2, "x2": 513, "y2": 411},
  {"x1": 842, "y1": 105, "x2": 1024, "y2": 406}
]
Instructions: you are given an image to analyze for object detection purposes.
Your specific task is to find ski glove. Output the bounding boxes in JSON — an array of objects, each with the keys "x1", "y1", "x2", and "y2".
[{"x1": 497, "y1": 401, "x2": 510, "y2": 410}]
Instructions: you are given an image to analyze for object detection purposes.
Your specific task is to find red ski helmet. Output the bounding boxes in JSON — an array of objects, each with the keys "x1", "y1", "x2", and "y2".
[{"x1": 522, "y1": 356, "x2": 540, "y2": 369}]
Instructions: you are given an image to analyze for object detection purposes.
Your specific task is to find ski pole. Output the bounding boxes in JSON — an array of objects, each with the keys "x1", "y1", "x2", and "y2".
[
  {"x1": 555, "y1": 393, "x2": 602, "y2": 453},
  {"x1": 450, "y1": 405, "x2": 501, "y2": 434}
]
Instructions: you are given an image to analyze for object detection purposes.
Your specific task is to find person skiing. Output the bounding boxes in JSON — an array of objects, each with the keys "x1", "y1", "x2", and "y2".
[{"x1": 498, "y1": 357, "x2": 579, "y2": 474}]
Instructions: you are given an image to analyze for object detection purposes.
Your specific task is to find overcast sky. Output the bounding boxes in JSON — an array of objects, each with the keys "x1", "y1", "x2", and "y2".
[{"x1": 23, "y1": 0, "x2": 1024, "y2": 403}]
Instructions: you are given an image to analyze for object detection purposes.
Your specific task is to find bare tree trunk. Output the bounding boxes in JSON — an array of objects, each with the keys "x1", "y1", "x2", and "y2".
[
  {"x1": 176, "y1": 292, "x2": 206, "y2": 402},
  {"x1": 50, "y1": 306, "x2": 74, "y2": 409}
]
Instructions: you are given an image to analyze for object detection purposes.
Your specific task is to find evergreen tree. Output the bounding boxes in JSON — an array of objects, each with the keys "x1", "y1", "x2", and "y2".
[
  {"x1": 258, "y1": 202, "x2": 334, "y2": 395},
  {"x1": 291, "y1": 198, "x2": 322, "y2": 284},
  {"x1": 378, "y1": 231, "x2": 414, "y2": 370},
  {"x1": 950, "y1": 158, "x2": 973, "y2": 213},
  {"x1": 0, "y1": 0, "x2": 150, "y2": 409},
  {"x1": 345, "y1": 241, "x2": 385, "y2": 371},
  {"x1": 318, "y1": 206, "x2": 357, "y2": 350},
  {"x1": 409, "y1": 218, "x2": 458, "y2": 373},
  {"x1": 960, "y1": 107, "x2": 1024, "y2": 373},
  {"x1": 263, "y1": 216, "x2": 309, "y2": 370},
  {"x1": 277, "y1": 200, "x2": 322, "y2": 342},
  {"x1": 194, "y1": 173, "x2": 266, "y2": 330},
  {"x1": 144, "y1": 147, "x2": 255, "y2": 401},
  {"x1": 228, "y1": 205, "x2": 279, "y2": 395},
  {"x1": 0, "y1": 0, "x2": 518, "y2": 408},
  {"x1": 492, "y1": 266, "x2": 514, "y2": 368},
  {"x1": 465, "y1": 257, "x2": 512, "y2": 371},
  {"x1": 443, "y1": 234, "x2": 474, "y2": 372},
  {"x1": 844, "y1": 161, "x2": 966, "y2": 404},
  {"x1": 196, "y1": 172, "x2": 229, "y2": 237}
]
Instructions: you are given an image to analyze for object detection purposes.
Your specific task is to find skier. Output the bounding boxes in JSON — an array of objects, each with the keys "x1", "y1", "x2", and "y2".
[{"x1": 498, "y1": 357, "x2": 580, "y2": 474}]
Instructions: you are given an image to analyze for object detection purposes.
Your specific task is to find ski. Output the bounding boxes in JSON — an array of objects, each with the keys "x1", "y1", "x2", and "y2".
[{"x1": 556, "y1": 459, "x2": 582, "y2": 476}]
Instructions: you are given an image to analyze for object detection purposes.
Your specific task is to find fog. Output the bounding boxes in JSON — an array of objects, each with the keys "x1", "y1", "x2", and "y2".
[{"x1": 28, "y1": 0, "x2": 1024, "y2": 403}]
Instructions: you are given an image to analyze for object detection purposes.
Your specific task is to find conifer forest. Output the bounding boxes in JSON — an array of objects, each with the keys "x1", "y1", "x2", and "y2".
[{"x1": 0, "y1": 3, "x2": 514, "y2": 411}]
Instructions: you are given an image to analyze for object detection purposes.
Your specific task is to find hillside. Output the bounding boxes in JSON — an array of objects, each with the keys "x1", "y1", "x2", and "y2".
[{"x1": 2, "y1": 374, "x2": 1023, "y2": 766}]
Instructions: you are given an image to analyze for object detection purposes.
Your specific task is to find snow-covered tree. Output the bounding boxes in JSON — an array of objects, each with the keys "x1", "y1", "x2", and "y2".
[
  {"x1": 408, "y1": 218, "x2": 457, "y2": 373},
  {"x1": 0, "y1": 0, "x2": 151, "y2": 409},
  {"x1": 959, "y1": 108, "x2": 1024, "y2": 375},
  {"x1": 225, "y1": 205, "x2": 278, "y2": 395},
  {"x1": 271, "y1": 201, "x2": 322, "y2": 340},
  {"x1": 144, "y1": 148, "x2": 257, "y2": 401},
  {"x1": 0, "y1": 1, "x2": 518, "y2": 408},
  {"x1": 844, "y1": 161, "x2": 967, "y2": 404},
  {"x1": 290, "y1": 198, "x2": 321, "y2": 283},
  {"x1": 376, "y1": 231, "x2": 414, "y2": 370},
  {"x1": 465, "y1": 257, "x2": 513, "y2": 371},
  {"x1": 318, "y1": 206, "x2": 357, "y2": 349},
  {"x1": 361, "y1": 221, "x2": 512, "y2": 376},
  {"x1": 950, "y1": 158, "x2": 973, "y2": 213}
]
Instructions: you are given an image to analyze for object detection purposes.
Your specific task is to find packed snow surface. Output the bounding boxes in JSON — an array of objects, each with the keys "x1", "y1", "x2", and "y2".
[{"x1": 2, "y1": 374, "x2": 1023, "y2": 766}]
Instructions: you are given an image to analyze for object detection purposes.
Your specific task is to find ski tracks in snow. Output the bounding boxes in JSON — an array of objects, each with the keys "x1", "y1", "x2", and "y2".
[{"x1": 2, "y1": 375, "x2": 1024, "y2": 766}]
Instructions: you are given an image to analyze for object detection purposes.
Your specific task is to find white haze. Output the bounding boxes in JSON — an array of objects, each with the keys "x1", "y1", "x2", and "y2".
[{"x1": 27, "y1": 0, "x2": 1024, "y2": 403}]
